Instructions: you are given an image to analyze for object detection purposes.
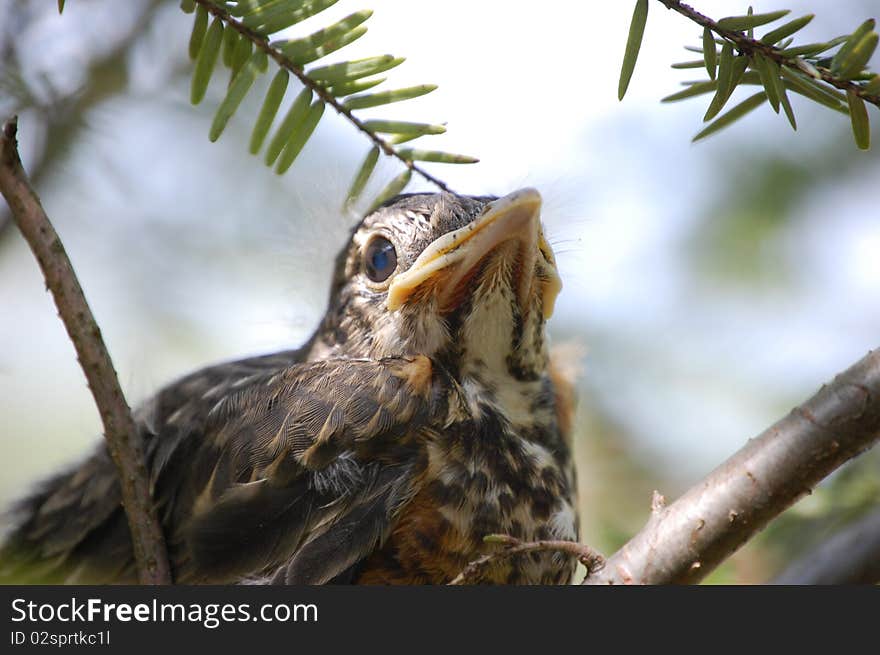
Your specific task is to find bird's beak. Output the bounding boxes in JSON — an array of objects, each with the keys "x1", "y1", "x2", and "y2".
[{"x1": 387, "y1": 188, "x2": 562, "y2": 319}]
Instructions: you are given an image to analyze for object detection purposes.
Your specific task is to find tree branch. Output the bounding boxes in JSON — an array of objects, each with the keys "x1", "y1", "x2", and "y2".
[
  {"x1": 584, "y1": 349, "x2": 880, "y2": 584},
  {"x1": 770, "y1": 507, "x2": 880, "y2": 584},
  {"x1": 0, "y1": 116, "x2": 171, "y2": 585},
  {"x1": 191, "y1": 0, "x2": 455, "y2": 194},
  {"x1": 658, "y1": 0, "x2": 880, "y2": 109}
]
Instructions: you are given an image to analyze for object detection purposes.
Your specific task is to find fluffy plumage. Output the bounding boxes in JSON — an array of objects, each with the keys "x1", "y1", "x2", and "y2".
[{"x1": 1, "y1": 190, "x2": 578, "y2": 585}]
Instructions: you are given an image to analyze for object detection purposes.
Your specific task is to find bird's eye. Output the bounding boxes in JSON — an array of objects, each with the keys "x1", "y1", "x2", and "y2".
[{"x1": 363, "y1": 236, "x2": 398, "y2": 283}]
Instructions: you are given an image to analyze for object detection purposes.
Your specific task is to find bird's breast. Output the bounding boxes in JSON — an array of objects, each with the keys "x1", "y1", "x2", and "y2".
[{"x1": 355, "y1": 380, "x2": 578, "y2": 584}]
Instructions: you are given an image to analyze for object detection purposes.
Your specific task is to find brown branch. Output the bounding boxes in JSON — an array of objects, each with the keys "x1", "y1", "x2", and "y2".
[
  {"x1": 770, "y1": 507, "x2": 880, "y2": 584},
  {"x1": 0, "y1": 116, "x2": 172, "y2": 585},
  {"x1": 584, "y1": 349, "x2": 880, "y2": 584},
  {"x1": 191, "y1": 0, "x2": 455, "y2": 194},
  {"x1": 449, "y1": 535, "x2": 605, "y2": 585},
  {"x1": 658, "y1": 0, "x2": 880, "y2": 108}
]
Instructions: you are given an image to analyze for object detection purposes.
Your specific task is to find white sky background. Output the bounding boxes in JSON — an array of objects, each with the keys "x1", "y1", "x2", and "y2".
[{"x1": 0, "y1": 1, "x2": 878, "y2": 506}]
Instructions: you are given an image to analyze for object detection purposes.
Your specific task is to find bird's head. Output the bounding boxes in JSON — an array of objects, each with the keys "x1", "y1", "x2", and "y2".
[{"x1": 310, "y1": 189, "x2": 562, "y2": 381}]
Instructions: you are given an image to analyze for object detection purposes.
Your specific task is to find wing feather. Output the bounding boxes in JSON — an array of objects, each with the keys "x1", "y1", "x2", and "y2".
[
  {"x1": 1, "y1": 352, "x2": 444, "y2": 586},
  {"x1": 179, "y1": 356, "x2": 440, "y2": 581}
]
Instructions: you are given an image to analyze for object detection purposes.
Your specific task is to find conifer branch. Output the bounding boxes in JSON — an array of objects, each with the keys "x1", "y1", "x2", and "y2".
[
  {"x1": 182, "y1": 1, "x2": 480, "y2": 206},
  {"x1": 621, "y1": 1, "x2": 879, "y2": 147}
]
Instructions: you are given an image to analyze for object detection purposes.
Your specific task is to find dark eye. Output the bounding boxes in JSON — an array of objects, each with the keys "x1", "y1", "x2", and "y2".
[{"x1": 363, "y1": 237, "x2": 397, "y2": 283}]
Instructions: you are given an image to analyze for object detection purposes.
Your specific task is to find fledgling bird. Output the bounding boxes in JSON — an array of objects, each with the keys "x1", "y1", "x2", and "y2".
[{"x1": 1, "y1": 189, "x2": 579, "y2": 584}]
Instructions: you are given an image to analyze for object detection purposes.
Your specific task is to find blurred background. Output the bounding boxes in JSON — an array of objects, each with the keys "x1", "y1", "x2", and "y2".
[{"x1": 0, "y1": 0, "x2": 878, "y2": 583}]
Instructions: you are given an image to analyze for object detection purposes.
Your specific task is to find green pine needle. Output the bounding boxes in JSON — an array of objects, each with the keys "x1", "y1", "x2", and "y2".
[
  {"x1": 265, "y1": 88, "x2": 313, "y2": 166},
  {"x1": 361, "y1": 120, "x2": 446, "y2": 137},
  {"x1": 369, "y1": 169, "x2": 413, "y2": 213},
  {"x1": 619, "y1": 0, "x2": 649, "y2": 100},
  {"x1": 716, "y1": 10, "x2": 790, "y2": 32},
  {"x1": 250, "y1": 71, "x2": 290, "y2": 155},
  {"x1": 761, "y1": 14, "x2": 814, "y2": 45},
  {"x1": 345, "y1": 147, "x2": 380, "y2": 208},
  {"x1": 847, "y1": 89, "x2": 871, "y2": 149},
  {"x1": 703, "y1": 28, "x2": 717, "y2": 80},
  {"x1": 275, "y1": 101, "x2": 325, "y2": 174},
  {"x1": 210, "y1": 51, "x2": 266, "y2": 142},
  {"x1": 693, "y1": 91, "x2": 768, "y2": 142},
  {"x1": 191, "y1": 18, "x2": 224, "y2": 105},
  {"x1": 188, "y1": 5, "x2": 209, "y2": 61}
]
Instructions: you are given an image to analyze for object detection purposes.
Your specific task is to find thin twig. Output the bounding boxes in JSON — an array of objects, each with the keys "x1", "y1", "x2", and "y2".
[
  {"x1": 191, "y1": 0, "x2": 455, "y2": 193},
  {"x1": 658, "y1": 0, "x2": 880, "y2": 108},
  {"x1": 0, "y1": 116, "x2": 172, "y2": 585},
  {"x1": 449, "y1": 534, "x2": 605, "y2": 585},
  {"x1": 584, "y1": 349, "x2": 880, "y2": 584}
]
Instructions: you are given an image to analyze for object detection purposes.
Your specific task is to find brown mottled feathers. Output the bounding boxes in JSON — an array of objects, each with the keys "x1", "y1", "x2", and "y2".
[
  {"x1": 1, "y1": 352, "x2": 448, "y2": 584},
  {"x1": 2, "y1": 191, "x2": 579, "y2": 585},
  {"x1": 177, "y1": 355, "x2": 442, "y2": 583}
]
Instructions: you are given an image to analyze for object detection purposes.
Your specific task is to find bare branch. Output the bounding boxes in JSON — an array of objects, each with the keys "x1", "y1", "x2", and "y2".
[
  {"x1": 584, "y1": 349, "x2": 880, "y2": 585},
  {"x1": 770, "y1": 507, "x2": 880, "y2": 584},
  {"x1": 0, "y1": 116, "x2": 171, "y2": 585},
  {"x1": 450, "y1": 534, "x2": 605, "y2": 585}
]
